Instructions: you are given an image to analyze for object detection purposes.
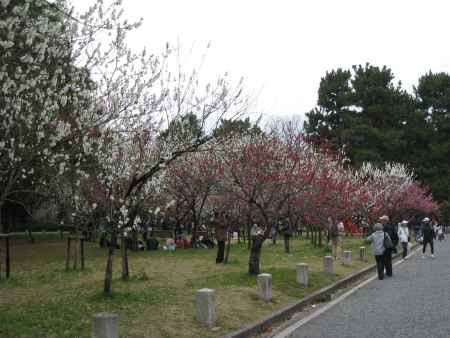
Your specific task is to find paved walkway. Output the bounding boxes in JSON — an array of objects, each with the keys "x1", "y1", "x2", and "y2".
[{"x1": 278, "y1": 241, "x2": 450, "y2": 338}]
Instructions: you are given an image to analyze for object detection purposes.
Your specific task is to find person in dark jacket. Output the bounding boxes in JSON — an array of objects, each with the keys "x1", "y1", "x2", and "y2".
[
  {"x1": 281, "y1": 220, "x2": 292, "y2": 253},
  {"x1": 214, "y1": 212, "x2": 227, "y2": 263},
  {"x1": 421, "y1": 217, "x2": 435, "y2": 258},
  {"x1": 379, "y1": 215, "x2": 394, "y2": 277}
]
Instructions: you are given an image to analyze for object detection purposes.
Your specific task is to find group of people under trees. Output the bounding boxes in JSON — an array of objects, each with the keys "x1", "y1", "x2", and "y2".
[
  {"x1": 95, "y1": 206, "x2": 447, "y2": 279},
  {"x1": 366, "y1": 215, "x2": 446, "y2": 280}
]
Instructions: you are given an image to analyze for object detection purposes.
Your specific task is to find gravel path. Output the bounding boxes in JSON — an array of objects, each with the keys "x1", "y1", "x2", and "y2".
[{"x1": 284, "y1": 241, "x2": 450, "y2": 338}]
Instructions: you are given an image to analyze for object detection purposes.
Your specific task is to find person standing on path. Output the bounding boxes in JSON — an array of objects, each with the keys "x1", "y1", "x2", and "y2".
[
  {"x1": 421, "y1": 217, "x2": 436, "y2": 258},
  {"x1": 366, "y1": 223, "x2": 386, "y2": 280},
  {"x1": 398, "y1": 220, "x2": 410, "y2": 259},
  {"x1": 379, "y1": 215, "x2": 394, "y2": 276}
]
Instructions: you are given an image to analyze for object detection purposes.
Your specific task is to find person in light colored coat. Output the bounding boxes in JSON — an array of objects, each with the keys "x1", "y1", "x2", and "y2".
[
  {"x1": 398, "y1": 220, "x2": 409, "y2": 259},
  {"x1": 366, "y1": 223, "x2": 386, "y2": 280}
]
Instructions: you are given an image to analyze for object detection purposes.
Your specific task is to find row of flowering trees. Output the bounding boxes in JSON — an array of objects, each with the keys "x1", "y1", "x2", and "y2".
[{"x1": 157, "y1": 133, "x2": 438, "y2": 274}]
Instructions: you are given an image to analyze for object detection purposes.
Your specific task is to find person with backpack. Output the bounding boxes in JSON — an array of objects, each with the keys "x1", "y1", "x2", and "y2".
[
  {"x1": 366, "y1": 223, "x2": 388, "y2": 280},
  {"x1": 379, "y1": 215, "x2": 395, "y2": 277},
  {"x1": 421, "y1": 217, "x2": 436, "y2": 258}
]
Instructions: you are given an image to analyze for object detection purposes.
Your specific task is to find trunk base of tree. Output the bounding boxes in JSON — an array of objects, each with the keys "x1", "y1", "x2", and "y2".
[
  {"x1": 104, "y1": 247, "x2": 114, "y2": 294},
  {"x1": 248, "y1": 236, "x2": 264, "y2": 275}
]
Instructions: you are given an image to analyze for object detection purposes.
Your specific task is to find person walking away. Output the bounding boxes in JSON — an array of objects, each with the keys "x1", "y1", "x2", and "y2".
[
  {"x1": 379, "y1": 215, "x2": 394, "y2": 277},
  {"x1": 214, "y1": 212, "x2": 227, "y2": 263},
  {"x1": 398, "y1": 220, "x2": 409, "y2": 259},
  {"x1": 328, "y1": 217, "x2": 340, "y2": 259},
  {"x1": 366, "y1": 223, "x2": 387, "y2": 280},
  {"x1": 421, "y1": 218, "x2": 435, "y2": 258}
]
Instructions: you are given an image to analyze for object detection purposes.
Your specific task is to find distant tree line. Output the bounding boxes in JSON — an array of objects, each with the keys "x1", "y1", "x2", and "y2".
[{"x1": 304, "y1": 64, "x2": 450, "y2": 222}]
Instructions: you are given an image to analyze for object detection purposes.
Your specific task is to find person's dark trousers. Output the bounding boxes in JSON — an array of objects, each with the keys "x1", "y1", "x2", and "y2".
[
  {"x1": 383, "y1": 249, "x2": 393, "y2": 276},
  {"x1": 401, "y1": 242, "x2": 408, "y2": 259},
  {"x1": 375, "y1": 255, "x2": 385, "y2": 280},
  {"x1": 423, "y1": 240, "x2": 434, "y2": 254},
  {"x1": 216, "y1": 241, "x2": 225, "y2": 263}
]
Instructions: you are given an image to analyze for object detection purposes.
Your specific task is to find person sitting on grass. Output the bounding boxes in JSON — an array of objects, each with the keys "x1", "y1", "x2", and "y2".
[
  {"x1": 164, "y1": 238, "x2": 176, "y2": 251},
  {"x1": 366, "y1": 223, "x2": 388, "y2": 280}
]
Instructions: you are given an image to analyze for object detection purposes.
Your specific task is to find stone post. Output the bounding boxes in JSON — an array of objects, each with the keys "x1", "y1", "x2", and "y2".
[
  {"x1": 296, "y1": 263, "x2": 309, "y2": 287},
  {"x1": 257, "y1": 273, "x2": 272, "y2": 301},
  {"x1": 343, "y1": 250, "x2": 352, "y2": 266},
  {"x1": 359, "y1": 246, "x2": 367, "y2": 262},
  {"x1": 323, "y1": 256, "x2": 333, "y2": 274},
  {"x1": 92, "y1": 313, "x2": 118, "y2": 338},
  {"x1": 196, "y1": 288, "x2": 216, "y2": 328}
]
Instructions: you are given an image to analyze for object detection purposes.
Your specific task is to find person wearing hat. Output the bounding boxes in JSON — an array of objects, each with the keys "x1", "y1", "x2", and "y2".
[
  {"x1": 398, "y1": 220, "x2": 410, "y2": 259},
  {"x1": 421, "y1": 217, "x2": 435, "y2": 258},
  {"x1": 379, "y1": 215, "x2": 396, "y2": 276}
]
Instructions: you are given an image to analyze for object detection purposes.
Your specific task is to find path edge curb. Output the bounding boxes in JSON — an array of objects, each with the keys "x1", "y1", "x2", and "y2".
[{"x1": 220, "y1": 245, "x2": 417, "y2": 338}]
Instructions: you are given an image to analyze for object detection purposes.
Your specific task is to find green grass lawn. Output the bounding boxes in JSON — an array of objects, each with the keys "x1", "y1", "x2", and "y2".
[{"x1": 0, "y1": 234, "x2": 374, "y2": 338}]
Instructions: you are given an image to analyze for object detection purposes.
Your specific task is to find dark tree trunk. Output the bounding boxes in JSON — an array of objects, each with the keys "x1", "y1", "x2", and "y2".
[
  {"x1": 0, "y1": 207, "x2": 3, "y2": 234},
  {"x1": 6, "y1": 235, "x2": 10, "y2": 278},
  {"x1": 73, "y1": 237, "x2": 78, "y2": 270},
  {"x1": 104, "y1": 246, "x2": 114, "y2": 294},
  {"x1": 27, "y1": 228, "x2": 35, "y2": 244},
  {"x1": 65, "y1": 237, "x2": 71, "y2": 271},
  {"x1": 247, "y1": 224, "x2": 252, "y2": 250},
  {"x1": 318, "y1": 229, "x2": 322, "y2": 248},
  {"x1": 284, "y1": 235, "x2": 290, "y2": 253},
  {"x1": 121, "y1": 237, "x2": 129, "y2": 280},
  {"x1": 131, "y1": 230, "x2": 138, "y2": 251},
  {"x1": 248, "y1": 236, "x2": 264, "y2": 275},
  {"x1": 80, "y1": 238, "x2": 85, "y2": 270}
]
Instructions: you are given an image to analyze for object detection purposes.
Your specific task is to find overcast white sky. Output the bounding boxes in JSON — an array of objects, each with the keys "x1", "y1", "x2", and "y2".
[{"x1": 75, "y1": 0, "x2": 450, "y2": 121}]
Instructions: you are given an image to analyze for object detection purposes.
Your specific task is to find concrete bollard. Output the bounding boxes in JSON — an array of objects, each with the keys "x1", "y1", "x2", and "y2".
[
  {"x1": 343, "y1": 250, "x2": 352, "y2": 266},
  {"x1": 196, "y1": 288, "x2": 216, "y2": 328},
  {"x1": 257, "y1": 273, "x2": 272, "y2": 301},
  {"x1": 92, "y1": 313, "x2": 118, "y2": 338},
  {"x1": 323, "y1": 256, "x2": 334, "y2": 274},
  {"x1": 296, "y1": 263, "x2": 309, "y2": 287},
  {"x1": 359, "y1": 246, "x2": 367, "y2": 262}
]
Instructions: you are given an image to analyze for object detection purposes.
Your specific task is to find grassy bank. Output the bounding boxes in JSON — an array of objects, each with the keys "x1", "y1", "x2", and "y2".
[{"x1": 0, "y1": 235, "x2": 373, "y2": 338}]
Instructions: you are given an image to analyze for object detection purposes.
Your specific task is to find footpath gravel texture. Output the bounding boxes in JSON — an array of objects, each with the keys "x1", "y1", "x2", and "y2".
[{"x1": 287, "y1": 241, "x2": 450, "y2": 338}]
